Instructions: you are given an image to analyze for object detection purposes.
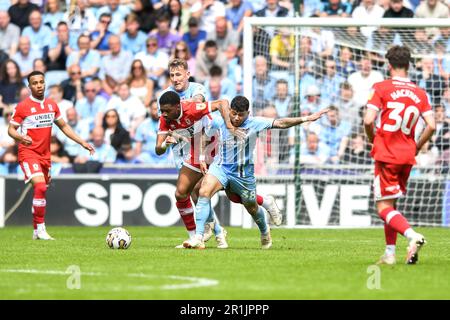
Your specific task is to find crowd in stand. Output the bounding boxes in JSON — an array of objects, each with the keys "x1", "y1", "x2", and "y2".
[{"x1": 0, "y1": 0, "x2": 449, "y2": 175}]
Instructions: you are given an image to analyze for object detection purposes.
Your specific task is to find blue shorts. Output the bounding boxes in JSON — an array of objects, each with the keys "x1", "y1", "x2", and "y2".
[{"x1": 208, "y1": 163, "x2": 257, "y2": 205}]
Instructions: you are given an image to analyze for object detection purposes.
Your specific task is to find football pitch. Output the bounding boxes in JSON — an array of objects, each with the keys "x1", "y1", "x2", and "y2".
[{"x1": 1, "y1": 226, "x2": 450, "y2": 300}]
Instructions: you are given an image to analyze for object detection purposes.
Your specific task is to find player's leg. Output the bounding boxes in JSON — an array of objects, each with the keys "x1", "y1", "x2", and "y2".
[
  {"x1": 174, "y1": 165, "x2": 203, "y2": 246},
  {"x1": 186, "y1": 170, "x2": 225, "y2": 248},
  {"x1": 226, "y1": 190, "x2": 282, "y2": 226},
  {"x1": 375, "y1": 162, "x2": 425, "y2": 264},
  {"x1": 20, "y1": 159, "x2": 54, "y2": 240}
]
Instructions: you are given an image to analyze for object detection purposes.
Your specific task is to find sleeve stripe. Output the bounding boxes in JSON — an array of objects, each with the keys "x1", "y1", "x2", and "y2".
[
  {"x1": 9, "y1": 120, "x2": 20, "y2": 126},
  {"x1": 422, "y1": 110, "x2": 433, "y2": 117},
  {"x1": 158, "y1": 131, "x2": 169, "y2": 135},
  {"x1": 208, "y1": 101, "x2": 212, "y2": 114},
  {"x1": 367, "y1": 104, "x2": 380, "y2": 111}
]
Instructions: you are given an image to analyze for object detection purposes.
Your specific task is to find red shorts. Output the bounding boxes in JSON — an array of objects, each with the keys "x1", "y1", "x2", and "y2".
[
  {"x1": 374, "y1": 161, "x2": 412, "y2": 201},
  {"x1": 19, "y1": 158, "x2": 51, "y2": 184}
]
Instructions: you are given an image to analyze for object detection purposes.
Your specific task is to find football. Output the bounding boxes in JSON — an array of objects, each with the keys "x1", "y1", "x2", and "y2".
[{"x1": 106, "y1": 227, "x2": 132, "y2": 249}]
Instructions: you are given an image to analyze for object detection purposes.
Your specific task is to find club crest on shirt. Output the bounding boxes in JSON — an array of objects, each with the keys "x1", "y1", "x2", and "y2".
[
  {"x1": 195, "y1": 103, "x2": 207, "y2": 111},
  {"x1": 48, "y1": 104, "x2": 53, "y2": 111},
  {"x1": 31, "y1": 107, "x2": 36, "y2": 113},
  {"x1": 185, "y1": 118, "x2": 192, "y2": 125}
]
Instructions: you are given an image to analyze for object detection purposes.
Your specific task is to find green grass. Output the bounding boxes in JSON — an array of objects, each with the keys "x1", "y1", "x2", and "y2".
[{"x1": 1, "y1": 226, "x2": 450, "y2": 299}]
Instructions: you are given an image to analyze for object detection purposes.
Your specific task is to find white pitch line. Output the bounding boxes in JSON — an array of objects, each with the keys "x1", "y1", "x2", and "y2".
[{"x1": 0, "y1": 269, "x2": 219, "y2": 291}]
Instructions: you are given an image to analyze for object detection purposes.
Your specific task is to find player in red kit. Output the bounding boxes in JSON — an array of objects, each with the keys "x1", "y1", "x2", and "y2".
[
  {"x1": 364, "y1": 46, "x2": 436, "y2": 265},
  {"x1": 8, "y1": 71, "x2": 95, "y2": 240}
]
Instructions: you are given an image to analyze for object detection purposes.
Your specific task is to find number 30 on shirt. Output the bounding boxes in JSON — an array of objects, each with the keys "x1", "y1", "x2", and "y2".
[{"x1": 383, "y1": 101, "x2": 420, "y2": 135}]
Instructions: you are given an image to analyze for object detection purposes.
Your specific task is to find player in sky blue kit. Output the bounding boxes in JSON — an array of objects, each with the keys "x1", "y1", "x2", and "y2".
[{"x1": 186, "y1": 96, "x2": 329, "y2": 249}]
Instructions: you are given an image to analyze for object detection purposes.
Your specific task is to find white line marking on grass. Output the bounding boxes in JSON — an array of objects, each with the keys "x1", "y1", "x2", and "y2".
[{"x1": 0, "y1": 269, "x2": 219, "y2": 291}]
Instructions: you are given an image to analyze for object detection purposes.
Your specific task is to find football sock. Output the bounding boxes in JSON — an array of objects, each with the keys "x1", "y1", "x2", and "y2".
[
  {"x1": 404, "y1": 228, "x2": 420, "y2": 241},
  {"x1": 32, "y1": 183, "x2": 47, "y2": 230},
  {"x1": 176, "y1": 197, "x2": 196, "y2": 233},
  {"x1": 379, "y1": 207, "x2": 410, "y2": 236},
  {"x1": 209, "y1": 207, "x2": 223, "y2": 236},
  {"x1": 385, "y1": 245, "x2": 396, "y2": 256},
  {"x1": 252, "y1": 206, "x2": 268, "y2": 235},
  {"x1": 194, "y1": 197, "x2": 210, "y2": 237},
  {"x1": 384, "y1": 223, "x2": 398, "y2": 246}
]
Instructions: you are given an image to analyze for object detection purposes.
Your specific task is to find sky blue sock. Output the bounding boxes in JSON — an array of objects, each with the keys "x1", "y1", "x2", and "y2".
[
  {"x1": 211, "y1": 207, "x2": 223, "y2": 236},
  {"x1": 195, "y1": 197, "x2": 210, "y2": 237},
  {"x1": 252, "y1": 206, "x2": 268, "y2": 235}
]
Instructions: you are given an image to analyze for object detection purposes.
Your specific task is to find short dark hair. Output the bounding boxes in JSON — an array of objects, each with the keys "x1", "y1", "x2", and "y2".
[
  {"x1": 159, "y1": 91, "x2": 180, "y2": 106},
  {"x1": 386, "y1": 45, "x2": 411, "y2": 70},
  {"x1": 204, "y1": 40, "x2": 218, "y2": 50},
  {"x1": 99, "y1": 12, "x2": 112, "y2": 20},
  {"x1": 276, "y1": 79, "x2": 288, "y2": 86},
  {"x1": 27, "y1": 70, "x2": 45, "y2": 83},
  {"x1": 231, "y1": 96, "x2": 249, "y2": 112},
  {"x1": 209, "y1": 65, "x2": 223, "y2": 77}
]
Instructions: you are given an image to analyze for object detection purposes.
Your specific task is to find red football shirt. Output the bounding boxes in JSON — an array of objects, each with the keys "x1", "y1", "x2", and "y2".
[
  {"x1": 10, "y1": 96, "x2": 62, "y2": 161},
  {"x1": 367, "y1": 77, "x2": 433, "y2": 165},
  {"x1": 158, "y1": 101, "x2": 213, "y2": 164}
]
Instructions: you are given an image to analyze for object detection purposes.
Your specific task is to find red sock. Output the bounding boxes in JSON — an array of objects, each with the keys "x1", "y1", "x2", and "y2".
[
  {"x1": 384, "y1": 224, "x2": 398, "y2": 245},
  {"x1": 32, "y1": 183, "x2": 47, "y2": 229},
  {"x1": 228, "y1": 193, "x2": 264, "y2": 206},
  {"x1": 379, "y1": 207, "x2": 411, "y2": 236},
  {"x1": 176, "y1": 198, "x2": 196, "y2": 231}
]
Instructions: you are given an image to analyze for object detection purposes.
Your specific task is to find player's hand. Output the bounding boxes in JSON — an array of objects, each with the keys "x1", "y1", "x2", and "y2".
[
  {"x1": 305, "y1": 108, "x2": 330, "y2": 122},
  {"x1": 164, "y1": 135, "x2": 178, "y2": 146},
  {"x1": 82, "y1": 142, "x2": 95, "y2": 155},
  {"x1": 229, "y1": 127, "x2": 247, "y2": 140},
  {"x1": 200, "y1": 161, "x2": 208, "y2": 175},
  {"x1": 20, "y1": 135, "x2": 32, "y2": 146},
  {"x1": 168, "y1": 130, "x2": 189, "y2": 143}
]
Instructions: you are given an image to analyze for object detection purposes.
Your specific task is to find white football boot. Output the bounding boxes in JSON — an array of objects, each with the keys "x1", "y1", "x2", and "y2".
[
  {"x1": 406, "y1": 233, "x2": 426, "y2": 264},
  {"x1": 215, "y1": 228, "x2": 228, "y2": 249},
  {"x1": 183, "y1": 235, "x2": 206, "y2": 249},
  {"x1": 260, "y1": 226, "x2": 272, "y2": 250},
  {"x1": 265, "y1": 196, "x2": 282, "y2": 226},
  {"x1": 202, "y1": 222, "x2": 214, "y2": 243},
  {"x1": 32, "y1": 229, "x2": 55, "y2": 240}
]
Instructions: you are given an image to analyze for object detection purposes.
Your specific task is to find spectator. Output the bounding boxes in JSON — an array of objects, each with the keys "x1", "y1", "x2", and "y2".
[
  {"x1": 301, "y1": 0, "x2": 323, "y2": 17},
  {"x1": 442, "y1": 87, "x2": 450, "y2": 118},
  {"x1": 320, "y1": 0, "x2": 352, "y2": 17},
  {"x1": 46, "y1": 21, "x2": 74, "y2": 76},
  {"x1": 195, "y1": 40, "x2": 228, "y2": 83},
  {"x1": 205, "y1": 77, "x2": 224, "y2": 100},
  {"x1": 134, "y1": 99, "x2": 171, "y2": 164},
  {"x1": 73, "y1": 126, "x2": 117, "y2": 172},
  {"x1": 0, "y1": 106, "x2": 15, "y2": 157},
  {"x1": 335, "y1": 47, "x2": 356, "y2": 78},
  {"x1": 341, "y1": 133, "x2": 372, "y2": 165},
  {"x1": 127, "y1": 59, "x2": 154, "y2": 107},
  {"x1": 434, "y1": 26, "x2": 450, "y2": 52},
  {"x1": 22, "y1": 9, "x2": 52, "y2": 57},
  {"x1": 132, "y1": 0, "x2": 159, "y2": 33},
  {"x1": 432, "y1": 104, "x2": 450, "y2": 153},
  {"x1": 332, "y1": 82, "x2": 361, "y2": 128},
  {"x1": 103, "y1": 82, "x2": 146, "y2": 137},
  {"x1": 415, "y1": 0, "x2": 449, "y2": 18},
  {"x1": 43, "y1": 0, "x2": 65, "y2": 30},
  {"x1": 413, "y1": 56, "x2": 446, "y2": 105},
  {"x1": 74, "y1": 80, "x2": 107, "y2": 128},
  {"x1": 226, "y1": 0, "x2": 253, "y2": 34},
  {"x1": 0, "y1": 144, "x2": 19, "y2": 173},
  {"x1": 164, "y1": 0, "x2": 184, "y2": 35},
  {"x1": 190, "y1": 0, "x2": 226, "y2": 33},
  {"x1": 299, "y1": 132, "x2": 331, "y2": 165},
  {"x1": 66, "y1": 34, "x2": 101, "y2": 81},
  {"x1": 298, "y1": 36, "x2": 321, "y2": 76},
  {"x1": 433, "y1": 40, "x2": 450, "y2": 82},
  {"x1": 320, "y1": 106, "x2": 352, "y2": 164},
  {"x1": 348, "y1": 56, "x2": 384, "y2": 107},
  {"x1": 269, "y1": 28, "x2": 294, "y2": 72},
  {"x1": 207, "y1": 16, "x2": 240, "y2": 52},
  {"x1": 321, "y1": 59, "x2": 345, "y2": 104},
  {"x1": 297, "y1": 58, "x2": 318, "y2": 103},
  {"x1": 47, "y1": 84, "x2": 73, "y2": 122},
  {"x1": 149, "y1": 13, "x2": 182, "y2": 56},
  {"x1": 90, "y1": 12, "x2": 114, "y2": 56},
  {"x1": 121, "y1": 13, "x2": 147, "y2": 55},
  {"x1": 61, "y1": 64, "x2": 85, "y2": 105},
  {"x1": 0, "y1": 10, "x2": 20, "y2": 57},
  {"x1": 351, "y1": 0, "x2": 385, "y2": 38},
  {"x1": 56, "y1": 107, "x2": 91, "y2": 159},
  {"x1": 12, "y1": 36, "x2": 40, "y2": 79},
  {"x1": 50, "y1": 136, "x2": 70, "y2": 164},
  {"x1": 0, "y1": 59, "x2": 24, "y2": 106},
  {"x1": 272, "y1": 79, "x2": 292, "y2": 117},
  {"x1": 182, "y1": 17, "x2": 207, "y2": 58},
  {"x1": 255, "y1": 0, "x2": 290, "y2": 37},
  {"x1": 383, "y1": 0, "x2": 414, "y2": 18},
  {"x1": 99, "y1": 35, "x2": 134, "y2": 96},
  {"x1": 171, "y1": 41, "x2": 196, "y2": 77},
  {"x1": 134, "y1": 36, "x2": 169, "y2": 89},
  {"x1": 7, "y1": 0, "x2": 39, "y2": 31},
  {"x1": 403, "y1": 28, "x2": 434, "y2": 55},
  {"x1": 302, "y1": 84, "x2": 327, "y2": 113},
  {"x1": 227, "y1": 44, "x2": 243, "y2": 94},
  {"x1": 252, "y1": 55, "x2": 276, "y2": 114},
  {"x1": 252, "y1": 24, "x2": 271, "y2": 62},
  {"x1": 102, "y1": 108, "x2": 132, "y2": 155},
  {"x1": 96, "y1": 0, "x2": 131, "y2": 35},
  {"x1": 204, "y1": 65, "x2": 236, "y2": 100},
  {"x1": 65, "y1": 0, "x2": 97, "y2": 40}
]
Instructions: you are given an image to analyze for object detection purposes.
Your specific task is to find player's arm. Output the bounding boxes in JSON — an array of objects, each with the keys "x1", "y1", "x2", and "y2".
[
  {"x1": 272, "y1": 108, "x2": 330, "y2": 129},
  {"x1": 363, "y1": 107, "x2": 378, "y2": 144},
  {"x1": 54, "y1": 118, "x2": 95, "y2": 155},
  {"x1": 208, "y1": 99, "x2": 245, "y2": 138},
  {"x1": 7, "y1": 123, "x2": 32, "y2": 146},
  {"x1": 184, "y1": 94, "x2": 205, "y2": 103},
  {"x1": 416, "y1": 112, "x2": 436, "y2": 155},
  {"x1": 155, "y1": 132, "x2": 177, "y2": 155}
]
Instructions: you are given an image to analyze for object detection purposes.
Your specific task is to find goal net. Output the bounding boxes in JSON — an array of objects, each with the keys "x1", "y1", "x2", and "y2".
[{"x1": 243, "y1": 18, "x2": 450, "y2": 228}]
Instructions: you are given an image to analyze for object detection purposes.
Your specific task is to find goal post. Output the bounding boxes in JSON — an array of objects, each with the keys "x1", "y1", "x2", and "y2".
[{"x1": 243, "y1": 17, "x2": 450, "y2": 228}]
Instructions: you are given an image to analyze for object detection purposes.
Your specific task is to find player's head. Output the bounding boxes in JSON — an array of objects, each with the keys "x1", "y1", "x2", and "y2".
[
  {"x1": 230, "y1": 96, "x2": 250, "y2": 127},
  {"x1": 159, "y1": 91, "x2": 181, "y2": 121},
  {"x1": 27, "y1": 70, "x2": 45, "y2": 99},
  {"x1": 168, "y1": 58, "x2": 190, "y2": 92},
  {"x1": 386, "y1": 45, "x2": 411, "y2": 72}
]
